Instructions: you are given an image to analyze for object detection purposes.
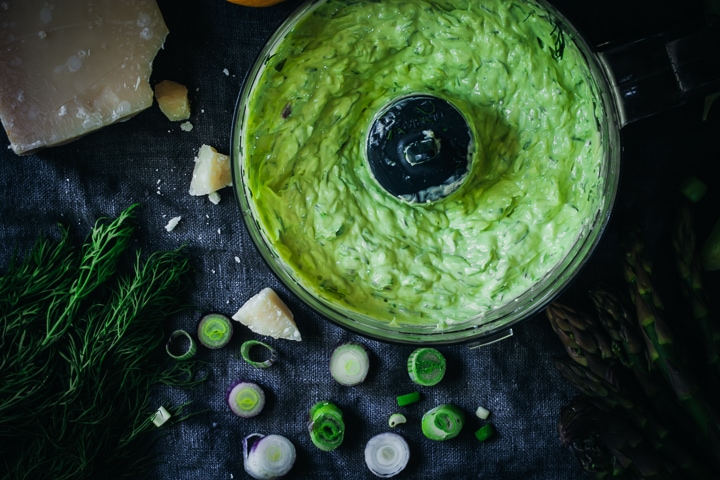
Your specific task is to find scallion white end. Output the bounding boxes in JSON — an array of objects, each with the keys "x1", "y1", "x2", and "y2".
[
  {"x1": 243, "y1": 433, "x2": 296, "y2": 479},
  {"x1": 364, "y1": 432, "x2": 410, "y2": 478},
  {"x1": 329, "y1": 342, "x2": 370, "y2": 386}
]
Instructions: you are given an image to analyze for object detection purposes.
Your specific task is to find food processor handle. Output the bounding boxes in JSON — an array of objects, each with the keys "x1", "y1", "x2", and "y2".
[{"x1": 596, "y1": 22, "x2": 720, "y2": 126}]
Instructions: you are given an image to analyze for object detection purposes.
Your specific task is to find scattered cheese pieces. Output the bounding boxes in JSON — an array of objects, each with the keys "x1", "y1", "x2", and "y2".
[
  {"x1": 189, "y1": 144, "x2": 232, "y2": 197},
  {"x1": 232, "y1": 288, "x2": 301, "y2": 341},
  {"x1": 0, "y1": 0, "x2": 169, "y2": 155},
  {"x1": 165, "y1": 216, "x2": 181, "y2": 232},
  {"x1": 154, "y1": 80, "x2": 191, "y2": 121}
]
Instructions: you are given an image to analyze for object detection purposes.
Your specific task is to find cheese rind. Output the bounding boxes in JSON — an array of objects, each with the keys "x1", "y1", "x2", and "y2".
[{"x1": 0, "y1": 0, "x2": 169, "y2": 155}]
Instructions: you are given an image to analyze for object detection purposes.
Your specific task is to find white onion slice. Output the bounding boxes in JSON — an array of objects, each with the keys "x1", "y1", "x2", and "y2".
[
  {"x1": 364, "y1": 432, "x2": 410, "y2": 478},
  {"x1": 243, "y1": 433, "x2": 296, "y2": 480},
  {"x1": 329, "y1": 342, "x2": 370, "y2": 386}
]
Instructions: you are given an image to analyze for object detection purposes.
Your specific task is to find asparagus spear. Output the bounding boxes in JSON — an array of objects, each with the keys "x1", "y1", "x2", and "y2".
[
  {"x1": 671, "y1": 203, "x2": 720, "y2": 378},
  {"x1": 588, "y1": 287, "x2": 691, "y2": 433},
  {"x1": 554, "y1": 358, "x2": 714, "y2": 478},
  {"x1": 559, "y1": 395, "x2": 678, "y2": 479},
  {"x1": 624, "y1": 234, "x2": 720, "y2": 464},
  {"x1": 546, "y1": 302, "x2": 621, "y2": 382}
]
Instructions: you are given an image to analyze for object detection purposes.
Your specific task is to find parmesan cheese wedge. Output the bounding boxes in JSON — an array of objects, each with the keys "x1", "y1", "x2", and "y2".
[
  {"x1": 0, "y1": 0, "x2": 169, "y2": 155},
  {"x1": 154, "y1": 80, "x2": 190, "y2": 121},
  {"x1": 189, "y1": 144, "x2": 232, "y2": 196},
  {"x1": 232, "y1": 288, "x2": 302, "y2": 341}
]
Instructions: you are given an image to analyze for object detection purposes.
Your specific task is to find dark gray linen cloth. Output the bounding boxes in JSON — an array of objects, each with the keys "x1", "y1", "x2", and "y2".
[{"x1": 1, "y1": 0, "x2": 717, "y2": 478}]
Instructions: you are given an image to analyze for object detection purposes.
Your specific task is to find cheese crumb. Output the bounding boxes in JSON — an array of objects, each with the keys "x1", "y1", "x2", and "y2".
[
  {"x1": 208, "y1": 191, "x2": 221, "y2": 204},
  {"x1": 223, "y1": 68, "x2": 230, "y2": 76},
  {"x1": 154, "y1": 80, "x2": 191, "y2": 121},
  {"x1": 165, "y1": 216, "x2": 182, "y2": 232},
  {"x1": 180, "y1": 121, "x2": 193, "y2": 131}
]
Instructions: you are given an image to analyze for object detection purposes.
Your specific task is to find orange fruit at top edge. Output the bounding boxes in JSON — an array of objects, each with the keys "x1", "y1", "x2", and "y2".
[{"x1": 227, "y1": 0, "x2": 286, "y2": 6}]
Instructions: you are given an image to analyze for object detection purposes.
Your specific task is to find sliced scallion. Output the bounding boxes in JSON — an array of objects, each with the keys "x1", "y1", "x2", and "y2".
[
  {"x1": 308, "y1": 401, "x2": 345, "y2": 451},
  {"x1": 474, "y1": 423, "x2": 496, "y2": 442},
  {"x1": 165, "y1": 329, "x2": 197, "y2": 361},
  {"x1": 421, "y1": 404, "x2": 464, "y2": 441},
  {"x1": 388, "y1": 413, "x2": 407, "y2": 428},
  {"x1": 364, "y1": 432, "x2": 410, "y2": 478},
  {"x1": 150, "y1": 406, "x2": 172, "y2": 427},
  {"x1": 241, "y1": 339, "x2": 278, "y2": 368},
  {"x1": 329, "y1": 342, "x2": 370, "y2": 386},
  {"x1": 475, "y1": 405, "x2": 490, "y2": 420},
  {"x1": 243, "y1": 433, "x2": 296, "y2": 480},
  {"x1": 227, "y1": 381, "x2": 265, "y2": 418},
  {"x1": 197, "y1": 313, "x2": 233, "y2": 349},
  {"x1": 396, "y1": 391, "x2": 420, "y2": 407},
  {"x1": 407, "y1": 347, "x2": 446, "y2": 386}
]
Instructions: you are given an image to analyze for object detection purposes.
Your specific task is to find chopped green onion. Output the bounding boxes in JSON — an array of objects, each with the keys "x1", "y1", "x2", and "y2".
[
  {"x1": 679, "y1": 175, "x2": 708, "y2": 203},
  {"x1": 364, "y1": 432, "x2": 410, "y2": 478},
  {"x1": 407, "y1": 347, "x2": 446, "y2": 386},
  {"x1": 475, "y1": 405, "x2": 490, "y2": 420},
  {"x1": 421, "y1": 404, "x2": 465, "y2": 441},
  {"x1": 388, "y1": 413, "x2": 407, "y2": 428},
  {"x1": 241, "y1": 339, "x2": 278, "y2": 368},
  {"x1": 329, "y1": 342, "x2": 370, "y2": 386},
  {"x1": 396, "y1": 391, "x2": 420, "y2": 407},
  {"x1": 227, "y1": 381, "x2": 265, "y2": 418},
  {"x1": 197, "y1": 313, "x2": 233, "y2": 349},
  {"x1": 165, "y1": 329, "x2": 197, "y2": 361},
  {"x1": 150, "y1": 406, "x2": 172, "y2": 427},
  {"x1": 474, "y1": 423, "x2": 496, "y2": 442},
  {"x1": 308, "y1": 401, "x2": 345, "y2": 451},
  {"x1": 243, "y1": 433, "x2": 296, "y2": 480}
]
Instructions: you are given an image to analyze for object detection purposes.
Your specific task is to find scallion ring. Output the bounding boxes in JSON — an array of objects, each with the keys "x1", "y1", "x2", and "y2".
[
  {"x1": 421, "y1": 404, "x2": 465, "y2": 441},
  {"x1": 165, "y1": 329, "x2": 197, "y2": 361},
  {"x1": 227, "y1": 381, "x2": 265, "y2": 418},
  {"x1": 308, "y1": 401, "x2": 345, "y2": 451},
  {"x1": 388, "y1": 413, "x2": 407, "y2": 428},
  {"x1": 150, "y1": 406, "x2": 172, "y2": 427},
  {"x1": 197, "y1": 313, "x2": 233, "y2": 349},
  {"x1": 475, "y1": 405, "x2": 490, "y2": 420},
  {"x1": 364, "y1": 432, "x2": 410, "y2": 478},
  {"x1": 407, "y1": 347, "x2": 446, "y2": 386},
  {"x1": 329, "y1": 342, "x2": 370, "y2": 386},
  {"x1": 241, "y1": 340, "x2": 278, "y2": 369},
  {"x1": 243, "y1": 433, "x2": 296, "y2": 480}
]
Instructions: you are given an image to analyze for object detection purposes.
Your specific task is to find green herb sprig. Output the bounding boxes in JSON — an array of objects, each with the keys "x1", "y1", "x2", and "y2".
[{"x1": 0, "y1": 204, "x2": 204, "y2": 480}]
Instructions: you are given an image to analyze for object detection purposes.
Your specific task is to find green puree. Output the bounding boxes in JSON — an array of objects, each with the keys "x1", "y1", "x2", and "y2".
[{"x1": 243, "y1": 0, "x2": 606, "y2": 327}]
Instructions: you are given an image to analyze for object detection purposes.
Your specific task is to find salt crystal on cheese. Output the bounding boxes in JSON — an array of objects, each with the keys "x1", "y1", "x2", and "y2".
[{"x1": 0, "y1": 0, "x2": 169, "y2": 155}]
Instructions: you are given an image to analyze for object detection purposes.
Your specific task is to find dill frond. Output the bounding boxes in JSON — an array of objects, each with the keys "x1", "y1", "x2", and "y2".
[{"x1": 0, "y1": 205, "x2": 204, "y2": 480}]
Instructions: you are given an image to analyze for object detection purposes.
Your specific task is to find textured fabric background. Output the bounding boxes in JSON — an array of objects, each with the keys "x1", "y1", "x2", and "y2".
[{"x1": 1, "y1": 0, "x2": 717, "y2": 479}]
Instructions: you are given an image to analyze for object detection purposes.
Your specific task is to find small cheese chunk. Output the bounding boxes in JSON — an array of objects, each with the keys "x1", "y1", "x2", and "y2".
[
  {"x1": 155, "y1": 80, "x2": 190, "y2": 121},
  {"x1": 164, "y1": 216, "x2": 181, "y2": 232},
  {"x1": 232, "y1": 288, "x2": 301, "y2": 341},
  {"x1": 0, "y1": 0, "x2": 169, "y2": 154},
  {"x1": 189, "y1": 144, "x2": 232, "y2": 196}
]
